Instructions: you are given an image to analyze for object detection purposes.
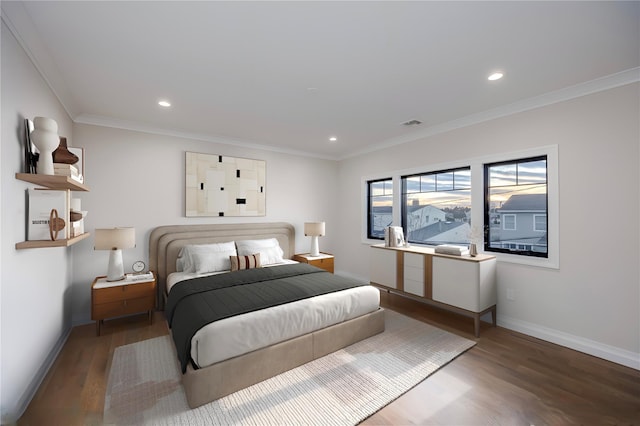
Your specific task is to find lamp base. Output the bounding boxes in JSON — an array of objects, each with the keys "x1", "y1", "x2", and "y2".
[
  {"x1": 106, "y1": 248, "x2": 125, "y2": 281},
  {"x1": 309, "y1": 236, "x2": 320, "y2": 257}
]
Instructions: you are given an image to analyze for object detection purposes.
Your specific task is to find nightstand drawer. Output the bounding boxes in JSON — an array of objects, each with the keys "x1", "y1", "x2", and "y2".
[
  {"x1": 309, "y1": 257, "x2": 334, "y2": 272},
  {"x1": 91, "y1": 274, "x2": 157, "y2": 335},
  {"x1": 93, "y1": 281, "x2": 155, "y2": 304},
  {"x1": 293, "y1": 253, "x2": 335, "y2": 273},
  {"x1": 92, "y1": 296, "x2": 155, "y2": 319}
]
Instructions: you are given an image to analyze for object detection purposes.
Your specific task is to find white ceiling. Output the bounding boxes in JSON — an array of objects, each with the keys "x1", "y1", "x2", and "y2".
[{"x1": 3, "y1": 1, "x2": 639, "y2": 160}]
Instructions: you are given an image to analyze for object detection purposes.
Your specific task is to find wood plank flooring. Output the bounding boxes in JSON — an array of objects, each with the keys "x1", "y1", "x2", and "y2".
[{"x1": 18, "y1": 291, "x2": 640, "y2": 425}]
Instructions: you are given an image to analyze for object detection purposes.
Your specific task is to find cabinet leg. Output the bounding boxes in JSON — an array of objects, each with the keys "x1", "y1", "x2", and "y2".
[
  {"x1": 96, "y1": 320, "x2": 101, "y2": 336},
  {"x1": 474, "y1": 314, "x2": 480, "y2": 337},
  {"x1": 492, "y1": 306, "x2": 497, "y2": 327}
]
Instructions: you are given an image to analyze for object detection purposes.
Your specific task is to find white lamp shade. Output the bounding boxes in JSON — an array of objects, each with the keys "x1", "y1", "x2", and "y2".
[
  {"x1": 304, "y1": 222, "x2": 325, "y2": 237},
  {"x1": 94, "y1": 227, "x2": 136, "y2": 250}
]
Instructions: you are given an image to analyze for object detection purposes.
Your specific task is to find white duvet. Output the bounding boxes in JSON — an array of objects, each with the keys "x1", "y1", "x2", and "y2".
[{"x1": 166, "y1": 263, "x2": 380, "y2": 369}]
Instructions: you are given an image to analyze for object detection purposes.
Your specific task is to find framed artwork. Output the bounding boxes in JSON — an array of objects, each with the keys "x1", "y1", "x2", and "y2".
[
  {"x1": 185, "y1": 152, "x2": 266, "y2": 217},
  {"x1": 68, "y1": 147, "x2": 84, "y2": 179},
  {"x1": 23, "y1": 119, "x2": 37, "y2": 174}
]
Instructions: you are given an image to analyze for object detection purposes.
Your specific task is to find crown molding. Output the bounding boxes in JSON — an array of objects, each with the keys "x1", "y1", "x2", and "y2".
[
  {"x1": 73, "y1": 114, "x2": 337, "y2": 161},
  {"x1": 1, "y1": 2, "x2": 79, "y2": 119},
  {"x1": 4, "y1": 1, "x2": 637, "y2": 162},
  {"x1": 339, "y1": 67, "x2": 640, "y2": 161}
]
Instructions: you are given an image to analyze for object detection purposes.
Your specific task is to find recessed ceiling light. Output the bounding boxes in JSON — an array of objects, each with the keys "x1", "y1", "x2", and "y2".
[
  {"x1": 158, "y1": 100, "x2": 171, "y2": 107},
  {"x1": 329, "y1": 136, "x2": 337, "y2": 142},
  {"x1": 488, "y1": 72, "x2": 504, "y2": 81}
]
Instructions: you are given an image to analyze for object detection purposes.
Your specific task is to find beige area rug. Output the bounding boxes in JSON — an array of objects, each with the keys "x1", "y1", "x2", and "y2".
[{"x1": 104, "y1": 310, "x2": 475, "y2": 425}]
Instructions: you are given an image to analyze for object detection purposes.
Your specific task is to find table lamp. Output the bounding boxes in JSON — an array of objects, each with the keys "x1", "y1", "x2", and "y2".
[
  {"x1": 94, "y1": 227, "x2": 136, "y2": 281},
  {"x1": 304, "y1": 222, "x2": 325, "y2": 257}
]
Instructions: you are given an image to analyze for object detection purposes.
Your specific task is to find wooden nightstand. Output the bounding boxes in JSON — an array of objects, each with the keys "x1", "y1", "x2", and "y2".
[
  {"x1": 292, "y1": 253, "x2": 334, "y2": 273},
  {"x1": 91, "y1": 272, "x2": 156, "y2": 336}
]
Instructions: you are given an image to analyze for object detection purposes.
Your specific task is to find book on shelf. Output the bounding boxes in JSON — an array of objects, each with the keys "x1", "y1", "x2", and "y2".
[
  {"x1": 27, "y1": 188, "x2": 70, "y2": 240},
  {"x1": 53, "y1": 167, "x2": 84, "y2": 183},
  {"x1": 125, "y1": 272, "x2": 154, "y2": 281},
  {"x1": 54, "y1": 163, "x2": 79, "y2": 174},
  {"x1": 69, "y1": 174, "x2": 84, "y2": 183}
]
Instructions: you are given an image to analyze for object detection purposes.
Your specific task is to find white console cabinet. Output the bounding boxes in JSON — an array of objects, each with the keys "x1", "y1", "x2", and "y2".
[{"x1": 370, "y1": 244, "x2": 497, "y2": 336}]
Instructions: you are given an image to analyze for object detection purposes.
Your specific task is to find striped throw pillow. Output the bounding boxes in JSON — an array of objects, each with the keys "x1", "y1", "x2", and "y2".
[{"x1": 230, "y1": 253, "x2": 262, "y2": 271}]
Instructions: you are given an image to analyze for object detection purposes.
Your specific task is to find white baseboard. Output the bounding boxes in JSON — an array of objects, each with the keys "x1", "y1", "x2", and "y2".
[
  {"x1": 2, "y1": 327, "x2": 72, "y2": 424},
  {"x1": 338, "y1": 270, "x2": 640, "y2": 371},
  {"x1": 497, "y1": 315, "x2": 639, "y2": 370}
]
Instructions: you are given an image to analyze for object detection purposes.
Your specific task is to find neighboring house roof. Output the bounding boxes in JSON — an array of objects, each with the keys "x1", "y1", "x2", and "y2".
[
  {"x1": 498, "y1": 194, "x2": 547, "y2": 211},
  {"x1": 405, "y1": 204, "x2": 445, "y2": 214},
  {"x1": 409, "y1": 221, "x2": 467, "y2": 241}
]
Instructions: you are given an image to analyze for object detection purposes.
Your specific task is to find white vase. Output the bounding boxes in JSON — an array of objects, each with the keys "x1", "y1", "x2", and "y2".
[{"x1": 30, "y1": 117, "x2": 59, "y2": 175}]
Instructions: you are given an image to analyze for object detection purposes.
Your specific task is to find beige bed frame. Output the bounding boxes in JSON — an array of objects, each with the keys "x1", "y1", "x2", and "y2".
[{"x1": 149, "y1": 222, "x2": 385, "y2": 408}]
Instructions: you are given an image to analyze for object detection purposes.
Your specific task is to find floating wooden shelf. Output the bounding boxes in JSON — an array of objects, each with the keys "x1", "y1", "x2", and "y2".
[
  {"x1": 15, "y1": 173, "x2": 89, "y2": 191},
  {"x1": 15, "y1": 232, "x2": 91, "y2": 250}
]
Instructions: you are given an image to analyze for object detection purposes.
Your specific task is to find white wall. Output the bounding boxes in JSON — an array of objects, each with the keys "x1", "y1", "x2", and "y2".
[
  {"x1": 2, "y1": 18, "x2": 340, "y2": 421},
  {"x1": 2, "y1": 9, "x2": 638, "y2": 422},
  {"x1": 1, "y1": 21, "x2": 76, "y2": 423},
  {"x1": 337, "y1": 83, "x2": 640, "y2": 368},
  {"x1": 69, "y1": 124, "x2": 339, "y2": 325}
]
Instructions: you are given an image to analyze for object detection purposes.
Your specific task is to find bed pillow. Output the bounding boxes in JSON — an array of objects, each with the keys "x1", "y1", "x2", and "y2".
[
  {"x1": 235, "y1": 238, "x2": 284, "y2": 265},
  {"x1": 176, "y1": 242, "x2": 237, "y2": 273},
  {"x1": 230, "y1": 253, "x2": 262, "y2": 271}
]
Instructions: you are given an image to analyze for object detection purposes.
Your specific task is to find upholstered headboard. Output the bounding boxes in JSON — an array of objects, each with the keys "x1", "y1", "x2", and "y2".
[{"x1": 149, "y1": 222, "x2": 295, "y2": 310}]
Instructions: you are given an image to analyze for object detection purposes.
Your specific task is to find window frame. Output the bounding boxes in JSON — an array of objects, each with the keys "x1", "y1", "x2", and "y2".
[
  {"x1": 533, "y1": 214, "x2": 547, "y2": 232},
  {"x1": 484, "y1": 155, "x2": 549, "y2": 259},
  {"x1": 361, "y1": 145, "x2": 558, "y2": 269},
  {"x1": 366, "y1": 177, "x2": 393, "y2": 240},
  {"x1": 400, "y1": 166, "x2": 472, "y2": 245},
  {"x1": 502, "y1": 214, "x2": 516, "y2": 231}
]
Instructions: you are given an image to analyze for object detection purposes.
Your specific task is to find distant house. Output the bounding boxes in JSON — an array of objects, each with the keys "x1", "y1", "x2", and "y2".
[
  {"x1": 495, "y1": 194, "x2": 547, "y2": 252},
  {"x1": 406, "y1": 205, "x2": 446, "y2": 232}
]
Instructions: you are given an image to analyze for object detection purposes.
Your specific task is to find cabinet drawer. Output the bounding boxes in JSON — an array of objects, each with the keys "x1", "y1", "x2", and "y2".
[
  {"x1": 404, "y1": 265, "x2": 423, "y2": 282},
  {"x1": 404, "y1": 279, "x2": 424, "y2": 297},
  {"x1": 404, "y1": 252, "x2": 424, "y2": 268},
  {"x1": 93, "y1": 281, "x2": 155, "y2": 304},
  {"x1": 92, "y1": 296, "x2": 154, "y2": 320}
]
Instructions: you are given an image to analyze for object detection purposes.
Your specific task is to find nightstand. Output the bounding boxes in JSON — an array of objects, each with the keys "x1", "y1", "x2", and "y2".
[
  {"x1": 292, "y1": 253, "x2": 334, "y2": 273},
  {"x1": 91, "y1": 272, "x2": 156, "y2": 336}
]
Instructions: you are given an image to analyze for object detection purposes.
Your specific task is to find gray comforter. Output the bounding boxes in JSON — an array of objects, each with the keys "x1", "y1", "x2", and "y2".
[{"x1": 165, "y1": 263, "x2": 368, "y2": 373}]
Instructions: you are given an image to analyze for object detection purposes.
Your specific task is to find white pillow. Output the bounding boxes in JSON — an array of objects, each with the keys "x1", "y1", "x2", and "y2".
[
  {"x1": 235, "y1": 238, "x2": 284, "y2": 265},
  {"x1": 176, "y1": 242, "x2": 237, "y2": 273}
]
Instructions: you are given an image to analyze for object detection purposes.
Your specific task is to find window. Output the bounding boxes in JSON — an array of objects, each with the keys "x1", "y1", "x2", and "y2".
[
  {"x1": 367, "y1": 178, "x2": 393, "y2": 239},
  {"x1": 363, "y1": 146, "x2": 557, "y2": 268},
  {"x1": 401, "y1": 167, "x2": 471, "y2": 245},
  {"x1": 534, "y1": 214, "x2": 547, "y2": 232},
  {"x1": 484, "y1": 156, "x2": 548, "y2": 257},
  {"x1": 503, "y1": 214, "x2": 516, "y2": 231}
]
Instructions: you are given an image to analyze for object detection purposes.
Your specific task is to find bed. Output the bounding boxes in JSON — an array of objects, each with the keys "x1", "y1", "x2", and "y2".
[{"x1": 149, "y1": 223, "x2": 385, "y2": 408}]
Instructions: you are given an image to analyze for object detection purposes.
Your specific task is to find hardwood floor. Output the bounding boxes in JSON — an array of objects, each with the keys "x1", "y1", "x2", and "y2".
[{"x1": 18, "y1": 292, "x2": 640, "y2": 425}]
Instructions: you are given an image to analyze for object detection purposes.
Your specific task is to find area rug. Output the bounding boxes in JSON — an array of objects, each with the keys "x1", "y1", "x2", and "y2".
[{"x1": 104, "y1": 310, "x2": 475, "y2": 425}]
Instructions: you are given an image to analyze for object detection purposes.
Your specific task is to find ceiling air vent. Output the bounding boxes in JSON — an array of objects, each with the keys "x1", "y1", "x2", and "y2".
[{"x1": 402, "y1": 119, "x2": 422, "y2": 126}]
